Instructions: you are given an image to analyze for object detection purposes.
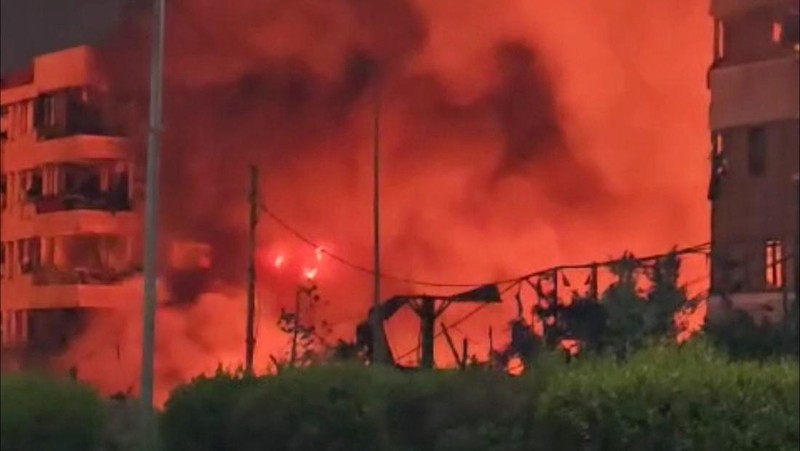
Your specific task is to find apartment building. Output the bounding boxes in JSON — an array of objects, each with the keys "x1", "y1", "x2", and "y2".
[
  {"x1": 707, "y1": 0, "x2": 799, "y2": 322},
  {"x1": 0, "y1": 46, "x2": 144, "y2": 368}
]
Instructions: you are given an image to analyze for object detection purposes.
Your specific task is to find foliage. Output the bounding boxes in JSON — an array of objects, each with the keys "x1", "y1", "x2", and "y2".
[
  {"x1": 535, "y1": 342, "x2": 799, "y2": 451},
  {"x1": 227, "y1": 364, "x2": 390, "y2": 451},
  {"x1": 382, "y1": 370, "x2": 534, "y2": 451},
  {"x1": 160, "y1": 368, "x2": 262, "y2": 451},
  {"x1": 705, "y1": 297, "x2": 799, "y2": 360},
  {"x1": 1, "y1": 373, "x2": 104, "y2": 451},
  {"x1": 532, "y1": 251, "x2": 693, "y2": 361},
  {"x1": 156, "y1": 344, "x2": 798, "y2": 451},
  {"x1": 272, "y1": 283, "x2": 332, "y2": 370}
]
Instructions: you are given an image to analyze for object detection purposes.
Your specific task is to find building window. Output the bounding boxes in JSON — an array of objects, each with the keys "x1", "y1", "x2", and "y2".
[
  {"x1": 776, "y1": 14, "x2": 799, "y2": 51},
  {"x1": 0, "y1": 174, "x2": 6, "y2": 210},
  {"x1": 747, "y1": 127, "x2": 766, "y2": 176},
  {"x1": 0, "y1": 242, "x2": 6, "y2": 279},
  {"x1": 765, "y1": 240, "x2": 784, "y2": 288}
]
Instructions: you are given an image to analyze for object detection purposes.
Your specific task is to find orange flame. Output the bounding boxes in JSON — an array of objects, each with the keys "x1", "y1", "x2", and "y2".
[{"x1": 304, "y1": 267, "x2": 319, "y2": 280}]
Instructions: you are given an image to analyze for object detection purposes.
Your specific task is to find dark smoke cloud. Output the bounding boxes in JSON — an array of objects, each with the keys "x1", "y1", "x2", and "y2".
[
  {"x1": 55, "y1": 0, "x2": 712, "y2": 401},
  {"x1": 96, "y1": 0, "x2": 610, "y2": 305},
  {"x1": 0, "y1": 0, "x2": 129, "y2": 73}
]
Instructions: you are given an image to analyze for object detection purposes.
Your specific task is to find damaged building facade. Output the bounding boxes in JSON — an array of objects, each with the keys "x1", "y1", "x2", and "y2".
[
  {"x1": 707, "y1": 0, "x2": 799, "y2": 322},
  {"x1": 0, "y1": 46, "x2": 145, "y2": 370}
]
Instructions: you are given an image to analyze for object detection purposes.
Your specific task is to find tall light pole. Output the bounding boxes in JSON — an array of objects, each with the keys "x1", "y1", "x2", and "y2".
[
  {"x1": 245, "y1": 165, "x2": 258, "y2": 373},
  {"x1": 371, "y1": 82, "x2": 387, "y2": 365},
  {"x1": 139, "y1": 0, "x2": 165, "y2": 448}
]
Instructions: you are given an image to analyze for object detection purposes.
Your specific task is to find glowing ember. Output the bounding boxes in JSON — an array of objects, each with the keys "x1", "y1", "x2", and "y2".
[
  {"x1": 304, "y1": 267, "x2": 319, "y2": 280},
  {"x1": 315, "y1": 247, "x2": 324, "y2": 262},
  {"x1": 274, "y1": 254, "x2": 286, "y2": 269}
]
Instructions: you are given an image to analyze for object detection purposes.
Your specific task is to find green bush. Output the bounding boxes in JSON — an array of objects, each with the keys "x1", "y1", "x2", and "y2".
[
  {"x1": 706, "y1": 300, "x2": 799, "y2": 361},
  {"x1": 227, "y1": 364, "x2": 390, "y2": 451},
  {"x1": 1, "y1": 374, "x2": 104, "y2": 451},
  {"x1": 160, "y1": 369, "x2": 262, "y2": 451},
  {"x1": 158, "y1": 345, "x2": 798, "y2": 451},
  {"x1": 383, "y1": 370, "x2": 533, "y2": 451},
  {"x1": 534, "y1": 342, "x2": 799, "y2": 451}
]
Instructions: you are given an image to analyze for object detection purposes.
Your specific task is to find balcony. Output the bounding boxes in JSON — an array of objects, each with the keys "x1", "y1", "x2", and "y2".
[
  {"x1": 709, "y1": 55, "x2": 799, "y2": 129},
  {"x1": 34, "y1": 192, "x2": 131, "y2": 215},
  {"x1": 31, "y1": 266, "x2": 140, "y2": 286},
  {"x1": 711, "y1": 0, "x2": 798, "y2": 19},
  {"x1": 2, "y1": 135, "x2": 128, "y2": 173},
  {"x1": 1, "y1": 208, "x2": 138, "y2": 243},
  {"x1": 0, "y1": 267, "x2": 163, "y2": 311}
]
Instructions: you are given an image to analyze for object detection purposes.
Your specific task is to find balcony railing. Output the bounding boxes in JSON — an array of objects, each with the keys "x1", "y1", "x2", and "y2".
[
  {"x1": 33, "y1": 192, "x2": 131, "y2": 214},
  {"x1": 32, "y1": 266, "x2": 140, "y2": 286}
]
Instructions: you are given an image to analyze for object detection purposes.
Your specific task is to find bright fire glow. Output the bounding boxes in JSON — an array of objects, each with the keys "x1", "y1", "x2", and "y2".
[
  {"x1": 55, "y1": 0, "x2": 714, "y2": 402},
  {"x1": 304, "y1": 267, "x2": 319, "y2": 280}
]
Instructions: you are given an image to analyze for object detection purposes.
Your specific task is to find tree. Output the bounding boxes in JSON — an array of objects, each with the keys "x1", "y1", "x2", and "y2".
[{"x1": 271, "y1": 282, "x2": 330, "y2": 371}]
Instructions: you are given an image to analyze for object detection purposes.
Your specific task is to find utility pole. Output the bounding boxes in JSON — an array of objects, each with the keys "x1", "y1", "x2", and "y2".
[
  {"x1": 371, "y1": 82, "x2": 387, "y2": 365},
  {"x1": 245, "y1": 165, "x2": 258, "y2": 374},
  {"x1": 139, "y1": 0, "x2": 165, "y2": 448}
]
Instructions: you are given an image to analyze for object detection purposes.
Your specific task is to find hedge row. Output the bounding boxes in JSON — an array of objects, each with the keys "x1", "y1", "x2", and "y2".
[
  {"x1": 160, "y1": 343, "x2": 799, "y2": 451},
  {"x1": 1, "y1": 374, "x2": 104, "y2": 451},
  {"x1": 2, "y1": 343, "x2": 796, "y2": 451}
]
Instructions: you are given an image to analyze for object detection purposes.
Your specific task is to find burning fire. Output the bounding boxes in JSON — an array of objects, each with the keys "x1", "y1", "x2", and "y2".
[
  {"x1": 56, "y1": 0, "x2": 712, "y2": 400},
  {"x1": 304, "y1": 267, "x2": 319, "y2": 281}
]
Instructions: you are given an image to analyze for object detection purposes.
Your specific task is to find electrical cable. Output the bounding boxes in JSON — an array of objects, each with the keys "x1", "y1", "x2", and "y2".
[
  {"x1": 393, "y1": 251, "x2": 794, "y2": 365},
  {"x1": 260, "y1": 202, "x2": 713, "y2": 289}
]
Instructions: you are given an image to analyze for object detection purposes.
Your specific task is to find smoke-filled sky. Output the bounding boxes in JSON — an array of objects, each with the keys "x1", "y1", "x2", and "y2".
[
  {"x1": 0, "y1": 0, "x2": 130, "y2": 73},
  {"x1": 3, "y1": 0, "x2": 714, "y2": 401}
]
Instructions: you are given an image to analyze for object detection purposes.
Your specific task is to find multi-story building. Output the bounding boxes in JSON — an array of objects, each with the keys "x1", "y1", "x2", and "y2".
[
  {"x1": 707, "y1": 0, "x2": 799, "y2": 322},
  {"x1": 1, "y1": 46, "x2": 144, "y2": 369}
]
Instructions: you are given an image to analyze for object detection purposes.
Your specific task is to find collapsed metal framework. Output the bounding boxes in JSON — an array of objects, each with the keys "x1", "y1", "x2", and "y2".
[{"x1": 356, "y1": 285, "x2": 501, "y2": 368}]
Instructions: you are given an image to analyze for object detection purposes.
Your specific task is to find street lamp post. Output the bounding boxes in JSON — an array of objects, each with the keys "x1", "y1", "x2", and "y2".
[
  {"x1": 139, "y1": 0, "x2": 166, "y2": 448},
  {"x1": 371, "y1": 83, "x2": 386, "y2": 365}
]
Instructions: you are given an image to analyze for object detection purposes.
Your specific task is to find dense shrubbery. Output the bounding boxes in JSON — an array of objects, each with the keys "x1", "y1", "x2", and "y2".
[
  {"x1": 536, "y1": 342, "x2": 799, "y2": 451},
  {"x1": 2, "y1": 344, "x2": 796, "y2": 451},
  {"x1": 159, "y1": 344, "x2": 799, "y2": 451},
  {"x1": 159, "y1": 368, "x2": 262, "y2": 451},
  {"x1": 1, "y1": 373, "x2": 104, "y2": 451},
  {"x1": 4, "y1": 250, "x2": 798, "y2": 450},
  {"x1": 706, "y1": 296, "x2": 800, "y2": 361}
]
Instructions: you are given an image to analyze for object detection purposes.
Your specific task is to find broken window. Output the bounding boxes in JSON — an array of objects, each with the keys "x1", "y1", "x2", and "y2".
[
  {"x1": 747, "y1": 127, "x2": 767, "y2": 176},
  {"x1": 765, "y1": 240, "x2": 784, "y2": 288}
]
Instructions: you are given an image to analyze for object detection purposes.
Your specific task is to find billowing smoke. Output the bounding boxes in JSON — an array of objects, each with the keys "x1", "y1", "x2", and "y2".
[{"x1": 61, "y1": 0, "x2": 712, "y2": 402}]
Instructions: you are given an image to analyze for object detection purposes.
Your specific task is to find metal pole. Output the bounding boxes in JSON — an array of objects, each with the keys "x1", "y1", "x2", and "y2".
[
  {"x1": 371, "y1": 83, "x2": 386, "y2": 365},
  {"x1": 139, "y1": 0, "x2": 165, "y2": 448},
  {"x1": 245, "y1": 165, "x2": 258, "y2": 373}
]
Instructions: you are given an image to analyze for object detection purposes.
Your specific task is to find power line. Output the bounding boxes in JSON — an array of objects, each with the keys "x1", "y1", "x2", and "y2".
[
  {"x1": 392, "y1": 250, "x2": 795, "y2": 365},
  {"x1": 260, "y1": 202, "x2": 714, "y2": 289}
]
